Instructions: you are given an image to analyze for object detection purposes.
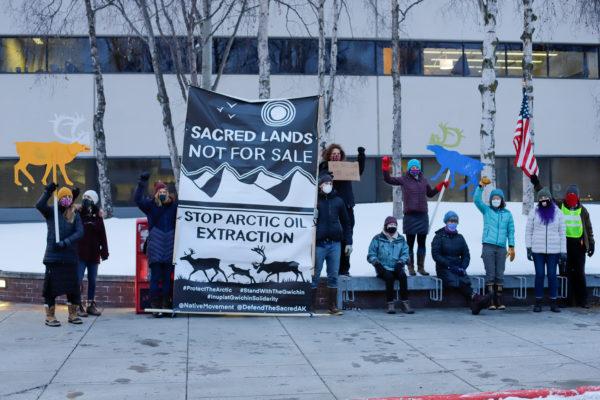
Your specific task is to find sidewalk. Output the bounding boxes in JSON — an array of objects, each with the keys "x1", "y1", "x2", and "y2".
[{"x1": 1, "y1": 302, "x2": 599, "y2": 400}]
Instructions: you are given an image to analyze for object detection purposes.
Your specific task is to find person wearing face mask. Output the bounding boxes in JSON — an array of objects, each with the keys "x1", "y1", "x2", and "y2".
[
  {"x1": 432, "y1": 211, "x2": 493, "y2": 315},
  {"x1": 367, "y1": 216, "x2": 413, "y2": 314},
  {"x1": 318, "y1": 144, "x2": 366, "y2": 276},
  {"x1": 135, "y1": 172, "x2": 178, "y2": 317},
  {"x1": 312, "y1": 173, "x2": 352, "y2": 315},
  {"x1": 36, "y1": 183, "x2": 84, "y2": 327},
  {"x1": 382, "y1": 157, "x2": 449, "y2": 276},
  {"x1": 525, "y1": 187, "x2": 567, "y2": 313},
  {"x1": 474, "y1": 176, "x2": 515, "y2": 310},
  {"x1": 76, "y1": 190, "x2": 109, "y2": 317},
  {"x1": 530, "y1": 175, "x2": 594, "y2": 308}
]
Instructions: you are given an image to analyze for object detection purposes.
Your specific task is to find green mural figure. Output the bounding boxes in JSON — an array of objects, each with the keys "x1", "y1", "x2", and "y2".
[{"x1": 429, "y1": 122, "x2": 465, "y2": 148}]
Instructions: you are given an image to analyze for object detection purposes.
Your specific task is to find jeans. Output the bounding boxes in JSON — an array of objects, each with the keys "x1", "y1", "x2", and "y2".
[
  {"x1": 533, "y1": 253, "x2": 559, "y2": 299},
  {"x1": 312, "y1": 241, "x2": 341, "y2": 289},
  {"x1": 78, "y1": 261, "x2": 99, "y2": 300},
  {"x1": 482, "y1": 244, "x2": 507, "y2": 285},
  {"x1": 149, "y1": 262, "x2": 174, "y2": 300}
]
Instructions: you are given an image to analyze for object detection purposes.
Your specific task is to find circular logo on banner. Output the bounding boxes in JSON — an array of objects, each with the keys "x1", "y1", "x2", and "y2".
[{"x1": 261, "y1": 100, "x2": 296, "y2": 127}]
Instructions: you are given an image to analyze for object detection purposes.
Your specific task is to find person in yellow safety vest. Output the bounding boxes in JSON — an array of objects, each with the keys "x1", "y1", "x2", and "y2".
[{"x1": 531, "y1": 176, "x2": 595, "y2": 308}]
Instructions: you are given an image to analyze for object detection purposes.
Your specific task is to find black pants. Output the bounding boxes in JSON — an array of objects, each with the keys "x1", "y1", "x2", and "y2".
[
  {"x1": 149, "y1": 262, "x2": 174, "y2": 301},
  {"x1": 406, "y1": 234, "x2": 427, "y2": 259},
  {"x1": 339, "y1": 207, "x2": 355, "y2": 275},
  {"x1": 376, "y1": 265, "x2": 408, "y2": 302},
  {"x1": 566, "y1": 237, "x2": 588, "y2": 306},
  {"x1": 45, "y1": 293, "x2": 80, "y2": 308}
]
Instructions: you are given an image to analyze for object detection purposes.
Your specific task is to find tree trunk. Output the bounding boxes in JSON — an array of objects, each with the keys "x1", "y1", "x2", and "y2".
[
  {"x1": 84, "y1": 0, "x2": 113, "y2": 218},
  {"x1": 182, "y1": 0, "x2": 199, "y2": 87},
  {"x1": 317, "y1": 0, "x2": 326, "y2": 151},
  {"x1": 212, "y1": 0, "x2": 246, "y2": 91},
  {"x1": 138, "y1": 0, "x2": 180, "y2": 189},
  {"x1": 200, "y1": 0, "x2": 212, "y2": 89},
  {"x1": 521, "y1": 0, "x2": 536, "y2": 215},
  {"x1": 391, "y1": 0, "x2": 403, "y2": 218},
  {"x1": 478, "y1": 0, "x2": 498, "y2": 187},
  {"x1": 324, "y1": 0, "x2": 340, "y2": 142},
  {"x1": 257, "y1": 0, "x2": 270, "y2": 99}
]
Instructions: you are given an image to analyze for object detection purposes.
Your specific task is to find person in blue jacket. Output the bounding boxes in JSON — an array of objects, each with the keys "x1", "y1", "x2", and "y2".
[
  {"x1": 474, "y1": 176, "x2": 515, "y2": 310},
  {"x1": 135, "y1": 172, "x2": 178, "y2": 317},
  {"x1": 312, "y1": 173, "x2": 352, "y2": 315},
  {"x1": 367, "y1": 216, "x2": 414, "y2": 314}
]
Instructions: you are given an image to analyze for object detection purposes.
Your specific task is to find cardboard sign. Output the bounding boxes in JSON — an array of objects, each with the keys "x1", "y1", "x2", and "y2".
[{"x1": 328, "y1": 161, "x2": 360, "y2": 181}]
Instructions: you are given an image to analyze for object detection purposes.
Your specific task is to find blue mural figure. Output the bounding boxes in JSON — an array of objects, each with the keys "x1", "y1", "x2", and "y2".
[{"x1": 427, "y1": 145, "x2": 484, "y2": 194}]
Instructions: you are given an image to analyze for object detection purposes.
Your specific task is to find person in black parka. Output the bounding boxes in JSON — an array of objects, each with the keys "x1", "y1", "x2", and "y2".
[
  {"x1": 36, "y1": 183, "x2": 84, "y2": 327},
  {"x1": 135, "y1": 172, "x2": 178, "y2": 316},
  {"x1": 319, "y1": 144, "x2": 365, "y2": 276},
  {"x1": 431, "y1": 211, "x2": 492, "y2": 315}
]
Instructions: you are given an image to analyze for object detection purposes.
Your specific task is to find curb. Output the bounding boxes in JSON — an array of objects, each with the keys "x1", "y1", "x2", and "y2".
[{"x1": 368, "y1": 386, "x2": 600, "y2": 400}]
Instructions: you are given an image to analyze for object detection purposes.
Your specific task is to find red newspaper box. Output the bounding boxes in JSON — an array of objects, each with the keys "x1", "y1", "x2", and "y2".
[{"x1": 135, "y1": 218, "x2": 150, "y2": 313}]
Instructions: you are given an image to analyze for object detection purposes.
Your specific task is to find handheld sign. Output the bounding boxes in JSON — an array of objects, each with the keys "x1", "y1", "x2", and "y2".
[{"x1": 328, "y1": 161, "x2": 360, "y2": 181}]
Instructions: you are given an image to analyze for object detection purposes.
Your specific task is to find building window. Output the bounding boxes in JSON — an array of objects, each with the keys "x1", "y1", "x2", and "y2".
[
  {"x1": 337, "y1": 40, "x2": 376, "y2": 75},
  {"x1": 48, "y1": 37, "x2": 91, "y2": 73},
  {"x1": 0, "y1": 37, "x2": 47, "y2": 73},
  {"x1": 585, "y1": 48, "x2": 599, "y2": 78},
  {"x1": 269, "y1": 38, "x2": 318, "y2": 74},
  {"x1": 505, "y1": 44, "x2": 548, "y2": 77},
  {"x1": 213, "y1": 37, "x2": 258, "y2": 74},
  {"x1": 379, "y1": 41, "x2": 421, "y2": 75},
  {"x1": 108, "y1": 158, "x2": 175, "y2": 206},
  {"x1": 550, "y1": 158, "x2": 600, "y2": 201},
  {"x1": 97, "y1": 37, "x2": 152, "y2": 73},
  {"x1": 422, "y1": 43, "x2": 464, "y2": 76},
  {"x1": 549, "y1": 45, "x2": 585, "y2": 78}
]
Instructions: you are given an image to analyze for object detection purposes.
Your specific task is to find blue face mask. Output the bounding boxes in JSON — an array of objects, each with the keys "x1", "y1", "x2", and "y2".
[
  {"x1": 446, "y1": 223, "x2": 458, "y2": 232},
  {"x1": 409, "y1": 169, "x2": 420, "y2": 177}
]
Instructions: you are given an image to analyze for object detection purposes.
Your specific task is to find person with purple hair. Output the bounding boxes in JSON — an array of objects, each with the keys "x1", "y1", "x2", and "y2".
[{"x1": 525, "y1": 187, "x2": 567, "y2": 313}]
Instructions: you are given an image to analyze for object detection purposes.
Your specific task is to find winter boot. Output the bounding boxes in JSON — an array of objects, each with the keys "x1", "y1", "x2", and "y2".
[
  {"x1": 310, "y1": 288, "x2": 318, "y2": 312},
  {"x1": 495, "y1": 285, "x2": 505, "y2": 310},
  {"x1": 77, "y1": 301, "x2": 89, "y2": 318},
  {"x1": 471, "y1": 293, "x2": 492, "y2": 315},
  {"x1": 399, "y1": 300, "x2": 415, "y2": 314},
  {"x1": 533, "y1": 298, "x2": 543, "y2": 313},
  {"x1": 550, "y1": 298, "x2": 561, "y2": 313},
  {"x1": 162, "y1": 296, "x2": 173, "y2": 310},
  {"x1": 407, "y1": 253, "x2": 416, "y2": 276},
  {"x1": 150, "y1": 297, "x2": 163, "y2": 318},
  {"x1": 86, "y1": 300, "x2": 102, "y2": 316},
  {"x1": 327, "y1": 288, "x2": 343, "y2": 315},
  {"x1": 68, "y1": 304, "x2": 83, "y2": 325},
  {"x1": 387, "y1": 301, "x2": 396, "y2": 314},
  {"x1": 487, "y1": 284, "x2": 497, "y2": 310},
  {"x1": 416, "y1": 252, "x2": 429, "y2": 276},
  {"x1": 44, "y1": 305, "x2": 61, "y2": 327}
]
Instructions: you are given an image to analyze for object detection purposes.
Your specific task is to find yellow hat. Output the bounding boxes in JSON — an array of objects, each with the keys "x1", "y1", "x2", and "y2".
[{"x1": 57, "y1": 187, "x2": 73, "y2": 200}]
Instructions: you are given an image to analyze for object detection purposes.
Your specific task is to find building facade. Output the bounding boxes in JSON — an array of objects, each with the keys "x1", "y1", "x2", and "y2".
[{"x1": 1, "y1": 1, "x2": 599, "y2": 221}]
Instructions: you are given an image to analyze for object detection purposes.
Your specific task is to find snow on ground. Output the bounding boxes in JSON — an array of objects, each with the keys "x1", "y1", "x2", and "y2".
[
  {"x1": 2, "y1": 202, "x2": 600, "y2": 277},
  {"x1": 502, "y1": 393, "x2": 600, "y2": 400}
]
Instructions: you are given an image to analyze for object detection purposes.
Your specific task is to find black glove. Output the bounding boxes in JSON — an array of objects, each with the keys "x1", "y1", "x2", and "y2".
[
  {"x1": 526, "y1": 247, "x2": 533, "y2": 261},
  {"x1": 588, "y1": 243, "x2": 594, "y2": 257},
  {"x1": 45, "y1": 182, "x2": 58, "y2": 194},
  {"x1": 357, "y1": 147, "x2": 366, "y2": 154},
  {"x1": 56, "y1": 240, "x2": 67, "y2": 249},
  {"x1": 394, "y1": 262, "x2": 404, "y2": 271},
  {"x1": 72, "y1": 187, "x2": 80, "y2": 201},
  {"x1": 449, "y1": 266, "x2": 466, "y2": 277},
  {"x1": 139, "y1": 171, "x2": 150, "y2": 182},
  {"x1": 374, "y1": 262, "x2": 385, "y2": 276},
  {"x1": 530, "y1": 174, "x2": 540, "y2": 187}
]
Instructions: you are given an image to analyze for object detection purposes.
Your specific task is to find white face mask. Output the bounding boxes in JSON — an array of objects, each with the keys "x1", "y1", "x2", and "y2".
[
  {"x1": 491, "y1": 198, "x2": 502, "y2": 208},
  {"x1": 322, "y1": 184, "x2": 333, "y2": 194}
]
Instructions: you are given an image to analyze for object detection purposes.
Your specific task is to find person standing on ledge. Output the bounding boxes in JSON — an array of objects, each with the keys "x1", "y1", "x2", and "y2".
[
  {"x1": 319, "y1": 144, "x2": 366, "y2": 276},
  {"x1": 381, "y1": 156, "x2": 449, "y2": 276}
]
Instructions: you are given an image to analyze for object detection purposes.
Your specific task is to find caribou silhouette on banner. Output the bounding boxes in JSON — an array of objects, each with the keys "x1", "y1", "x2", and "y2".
[
  {"x1": 251, "y1": 246, "x2": 305, "y2": 282},
  {"x1": 427, "y1": 144, "x2": 484, "y2": 194},
  {"x1": 179, "y1": 249, "x2": 228, "y2": 282}
]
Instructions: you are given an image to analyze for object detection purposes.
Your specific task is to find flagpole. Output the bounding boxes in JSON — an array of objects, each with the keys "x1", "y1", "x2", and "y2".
[{"x1": 428, "y1": 169, "x2": 451, "y2": 233}]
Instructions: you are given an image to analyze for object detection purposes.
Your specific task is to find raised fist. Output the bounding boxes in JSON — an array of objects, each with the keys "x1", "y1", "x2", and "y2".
[{"x1": 381, "y1": 156, "x2": 392, "y2": 173}]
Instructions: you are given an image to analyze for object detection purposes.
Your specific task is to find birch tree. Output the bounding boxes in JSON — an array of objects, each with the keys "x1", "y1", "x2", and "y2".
[
  {"x1": 316, "y1": 0, "x2": 342, "y2": 150},
  {"x1": 391, "y1": 0, "x2": 425, "y2": 218},
  {"x1": 521, "y1": 0, "x2": 535, "y2": 215},
  {"x1": 258, "y1": 0, "x2": 271, "y2": 99},
  {"x1": 478, "y1": 0, "x2": 498, "y2": 186},
  {"x1": 84, "y1": 0, "x2": 114, "y2": 217}
]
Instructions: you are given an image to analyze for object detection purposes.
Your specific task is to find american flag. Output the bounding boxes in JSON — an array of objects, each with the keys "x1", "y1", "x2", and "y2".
[{"x1": 513, "y1": 89, "x2": 538, "y2": 177}]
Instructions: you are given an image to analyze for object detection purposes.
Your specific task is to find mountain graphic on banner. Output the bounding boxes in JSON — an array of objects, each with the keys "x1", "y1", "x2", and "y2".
[{"x1": 181, "y1": 163, "x2": 316, "y2": 207}]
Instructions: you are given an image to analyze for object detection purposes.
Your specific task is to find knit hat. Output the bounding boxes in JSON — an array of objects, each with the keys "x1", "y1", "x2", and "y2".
[
  {"x1": 318, "y1": 173, "x2": 333, "y2": 186},
  {"x1": 407, "y1": 159, "x2": 421, "y2": 171},
  {"x1": 154, "y1": 181, "x2": 167, "y2": 194},
  {"x1": 537, "y1": 187, "x2": 552, "y2": 201},
  {"x1": 489, "y1": 188, "x2": 505, "y2": 201},
  {"x1": 384, "y1": 216, "x2": 397, "y2": 227},
  {"x1": 443, "y1": 210, "x2": 459, "y2": 223},
  {"x1": 566, "y1": 185, "x2": 579, "y2": 197},
  {"x1": 57, "y1": 187, "x2": 73, "y2": 200},
  {"x1": 83, "y1": 190, "x2": 99, "y2": 205}
]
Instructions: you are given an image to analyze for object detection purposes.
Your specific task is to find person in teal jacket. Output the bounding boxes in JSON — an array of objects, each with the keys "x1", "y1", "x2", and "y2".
[
  {"x1": 367, "y1": 216, "x2": 413, "y2": 314},
  {"x1": 474, "y1": 176, "x2": 515, "y2": 310}
]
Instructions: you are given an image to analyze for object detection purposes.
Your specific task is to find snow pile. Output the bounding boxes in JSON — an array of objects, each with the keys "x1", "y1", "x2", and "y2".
[
  {"x1": 1, "y1": 202, "x2": 599, "y2": 277},
  {"x1": 501, "y1": 392, "x2": 600, "y2": 400}
]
